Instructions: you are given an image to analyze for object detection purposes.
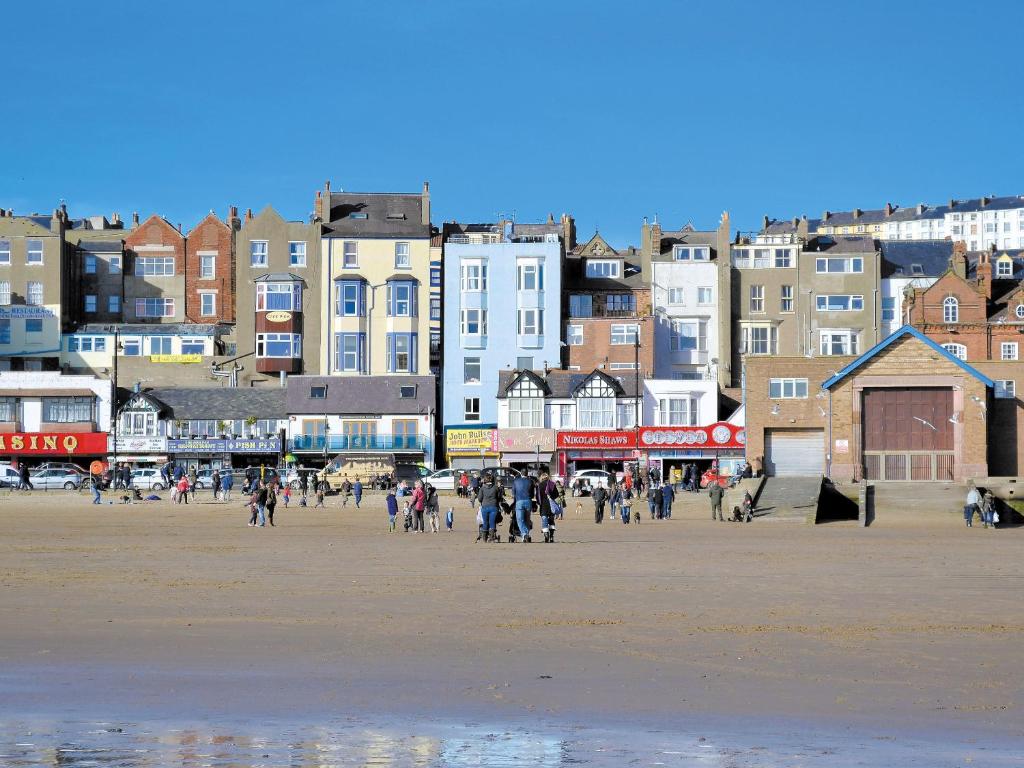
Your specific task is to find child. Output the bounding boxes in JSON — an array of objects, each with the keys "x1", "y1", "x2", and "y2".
[
  {"x1": 429, "y1": 507, "x2": 440, "y2": 533},
  {"x1": 314, "y1": 481, "x2": 325, "y2": 508},
  {"x1": 247, "y1": 490, "x2": 259, "y2": 526},
  {"x1": 177, "y1": 475, "x2": 190, "y2": 504},
  {"x1": 403, "y1": 501, "x2": 413, "y2": 532},
  {"x1": 299, "y1": 494, "x2": 308, "y2": 508},
  {"x1": 445, "y1": 506, "x2": 454, "y2": 532},
  {"x1": 282, "y1": 485, "x2": 291, "y2": 507}
]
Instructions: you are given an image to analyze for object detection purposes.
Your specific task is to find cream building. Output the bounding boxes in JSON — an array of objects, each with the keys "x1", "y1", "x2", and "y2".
[{"x1": 317, "y1": 182, "x2": 433, "y2": 376}]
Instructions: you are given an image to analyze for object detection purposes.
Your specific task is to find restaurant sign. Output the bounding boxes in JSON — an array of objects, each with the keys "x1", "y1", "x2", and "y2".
[
  {"x1": 108, "y1": 435, "x2": 167, "y2": 453},
  {"x1": 638, "y1": 422, "x2": 746, "y2": 450},
  {"x1": 167, "y1": 437, "x2": 281, "y2": 453},
  {"x1": 0, "y1": 432, "x2": 108, "y2": 455},
  {"x1": 556, "y1": 431, "x2": 638, "y2": 450},
  {"x1": 0, "y1": 306, "x2": 55, "y2": 319},
  {"x1": 446, "y1": 428, "x2": 498, "y2": 453}
]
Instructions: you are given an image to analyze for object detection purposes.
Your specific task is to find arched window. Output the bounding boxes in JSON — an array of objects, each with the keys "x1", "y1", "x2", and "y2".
[
  {"x1": 943, "y1": 296, "x2": 959, "y2": 323},
  {"x1": 942, "y1": 343, "x2": 967, "y2": 361}
]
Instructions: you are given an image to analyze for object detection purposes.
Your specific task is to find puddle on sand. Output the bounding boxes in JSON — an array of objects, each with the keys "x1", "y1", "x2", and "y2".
[{"x1": 0, "y1": 717, "x2": 1019, "y2": 767}]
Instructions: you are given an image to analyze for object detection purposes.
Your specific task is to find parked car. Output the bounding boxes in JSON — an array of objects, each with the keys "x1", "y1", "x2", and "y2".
[
  {"x1": 0, "y1": 465, "x2": 22, "y2": 487},
  {"x1": 394, "y1": 463, "x2": 431, "y2": 486},
  {"x1": 569, "y1": 469, "x2": 613, "y2": 491},
  {"x1": 29, "y1": 469, "x2": 85, "y2": 490},
  {"x1": 424, "y1": 468, "x2": 458, "y2": 490},
  {"x1": 130, "y1": 468, "x2": 167, "y2": 491},
  {"x1": 194, "y1": 469, "x2": 223, "y2": 490},
  {"x1": 32, "y1": 461, "x2": 87, "y2": 475},
  {"x1": 427, "y1": 467, "x2": 522, "y2": 492}
]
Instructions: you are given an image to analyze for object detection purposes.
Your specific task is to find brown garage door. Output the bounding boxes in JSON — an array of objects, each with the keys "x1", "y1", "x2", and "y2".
[{"x1": 862, "y1": 387, "x2": 954, "y2": 480}]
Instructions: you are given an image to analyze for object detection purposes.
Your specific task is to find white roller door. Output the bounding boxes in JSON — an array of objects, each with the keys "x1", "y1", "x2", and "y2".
[{"x1": 765, "y1": 429, "x2": 824, "y2": 477}]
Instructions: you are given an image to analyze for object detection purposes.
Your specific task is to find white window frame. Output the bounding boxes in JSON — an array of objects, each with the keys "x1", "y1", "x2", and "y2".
[
  {"x1": 464, "y1": 397, "x2": 481, "y2": 421},
  {"x1": 250, "y1": 240, "x2": 268, "y2": 267},
  {"x1": 1001, "y1": 342, "x2": 1018, "y2": 361},
  {"x1": 667, "y1": 287, "x2": 685, "y2": 305},
  {"x1": 817, "y1": 294, "x2": 865, "y2": 312},
  {"x1": 287, "y1": 241, "x2": 306, "y2": 268},
  {"x1": 200, "y1": 292, "x2": 216, "y2": 317},
  {"x1": 517, "y1": 259, "x2": 543, "y2": 291},
  {"x1": 610, "y1": 323, "x2": 639, "y2": 345},
  {"x1": 395, "y1": 241, "x2": 411, "y2": 269},
  {"x1": 995, "y1": 380, "x2": 1015, "y2": 399},
  {"x1": 670, "y1": 319, "x2": 707, "y2": 352},
  {"x1": 566, "y1": 324, "x2": 583, "y2": 345},
  {"x1": 199, "y1": 253, "x2": 216, "y2": 278},
  {"x1": 135, "y1": 297, "x2": 175, "y2": 318},
  {"x1": 697, "y1": 286, "x2": 713, "y2": 305},
  {"x1": 773, "y1": 248, "x2": 793, "y2": 268},
  {"x1": 815, "y1": 257, "x2": 864, "y2": 274},
  {"x1": 256, "y1": 332, "x2": 302, "y2": 359},
  {"x1": 741, "y1": 325, "x2": 777, "y2": 355},
  {"x1": 460, "y1": 260, "x2": 487, "y2": 291},
  {"x1": 769, "y1": 378, "x2": 809, "y2": 399},
  {"x1": 135, "y1": 256, "x2": 175, "y2": 276},
  {"x1": 26, "y1": 239, "x2": 43, "y2": 265},
  {"x1": 0, "y1": 280, "x2": 10, "y2": 305},
  {"x1": 27, "y1": 281, "x2": 44, "y2": 306},
  {"x1": 256, "y1": 282, "x2": 301, "y2": 311},
  {"x1": 0, "y1": 240, "x2": 9, "y2": 264},
  {"x1": 585, "y1": 259, "x2": 621, "y2": 278},
  {"x1": 819, "y1": 330, "x2": 859, "y2": 356},
  {"x1": 517, "y1": 308, "x2": 543, "y2": 336},
  {"x1": 942, "y1": 343, "x2": 967, "y2": 361},
  {"x1": 463, "y1": 357, "x2": 481, "y2": 384},
  {"x1": 749, "y1": 285, "x2": 764, "y2": 313},
  {"x1": 460, "y1": 308, "x2": 487, "y2": 336},
  {"x1": 781, "y1": 285, "x2": 794, "y2": 313},
  {"x1": 342, "y1": 241, "x2": 359, "y2": 268}
]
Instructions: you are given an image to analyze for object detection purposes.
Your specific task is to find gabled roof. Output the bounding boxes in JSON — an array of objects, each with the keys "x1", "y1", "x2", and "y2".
[
  {"x1": 571, "y1": 368, "x2": 626, "y2": 397},
  {"x1": 879, "y1": 239, "x2": 953, "y2": 278},
  {"x1": 116, "y1": 389, "x2": 170, "y2": 415},
  {"x1": 496, "y1": 368, "x2": 639, "y2": 399},
  {"x1": 821, "y1": 325, "x2": 994, "y2": 391},
  {"x1": 145, "y1": 387, "x2": 287, "y2": 419},
  {"x1": 323, "y1": 192, "x2": 430, "y2": 239},
  {"x1": 572, "y1": 231, "x2": 618, "y2": 258},
  {"x1": 501, "y1": 369, "x2": 551, "y2": 396}
]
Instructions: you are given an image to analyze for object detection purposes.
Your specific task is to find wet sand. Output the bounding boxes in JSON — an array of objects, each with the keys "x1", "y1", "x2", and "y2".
[{"x1": 1, "y1": 490, "x2": 1022, "y2": 748}]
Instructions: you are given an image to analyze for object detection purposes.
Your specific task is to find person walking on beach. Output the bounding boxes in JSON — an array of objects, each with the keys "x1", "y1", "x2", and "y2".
[
  {"x1": 512, "y1": 472, "x2": 535, "y2": 543},
  {"x1": 265, "y1": 482, "x2": 278, "y2": 526},
  {"x1": 90, "y1": 473, "x2": 102, "y2": 504},
  {"x1": 254, "y1": 482, "x2": 268, "y2": 527},
  {"x1": 536, "y1": 472, "x2": 558, "y2": 543},
  {"x1": 469, "y1": 473, "x2": 481, "y2": 507},
  {"x1": 964, "y1": 483, "x2": 981, "y2": 527},
  {"x1": 592, "y1": 483, "x2": 607, "y2": 524},
  {"x1": 386, "y1": 489, "x2": 398, "y2": 532},
  {"x1": 709, "y1": 481, "x2": 724, "y2": 521},
  {"x1": 981, "y1": 490, "x2": 995, "y2": 529},
  {"x1": 18, "y1": 463, "x2": 33, "y2": 491},
  {"x1": 341, "y1": 477, "x2": 352, "y2": 507},
  {"x1": 221, "y1": 471, "x2": 233, "y2": 502},
  {"x1": 661, "y1": 481, "x2": 675, "y2": 520},
  {"x1": 211, "y1": 470, "x2": 221, "y2": 500},
  {"x1": 177, "y1": 475, "x2": 190, "y2": 504},
  {"x1": 425, "y1": 482, "x2": 440, "y2": 532},
  {"x1": 282, "y1": 484, "x2": 291, "y2": 508},
  {"x1": 411, "y1": 480, "x2": 426, "y2": 532},
  {"x1": 476, "y1": 473, "x2": 503, "y2": 542},
  {"x1": 353, "y1": 478, "x2": 363, "y2": 508},
  {"x1": 314, "y1": 479, "x2": 326, "y2": 508}
]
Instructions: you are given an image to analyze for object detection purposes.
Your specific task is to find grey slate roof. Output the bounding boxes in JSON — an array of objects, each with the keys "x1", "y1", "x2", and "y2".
[
  {"x1": 879, "y1": 240, "x2": 953, "y2": 278},
  {"x1": 323, "y1": 192, "x2": 430, "y2": 239},
  {"x1": 144, "y1": 387, "x2": 286, "y2": 420},
  {"x1": 563, "y1": 245, "x2": 646, "y2": 291},
  {"x1": 655, "y1": 228, "x2": 718, "y2": 260},
  {"x1": 496, "y1": 369, "x2": 640, "y2": 399},
  {"x1": 76, "y1": 239, "x2": 124, "y2": 252},
  {"x1": 804, "y1": 236, "x2": 878, "y2": 254},
  {"x1": 286, "y1": 375, "x2": 436, "y2": 415}
]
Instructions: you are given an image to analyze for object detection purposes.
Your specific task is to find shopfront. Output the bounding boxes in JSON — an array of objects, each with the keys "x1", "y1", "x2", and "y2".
[
  {"x1": 0, "y1": 431, "x2": 109, "y2": 468},
  {"x1": 108, "y1": 436, "x2": 167, "y2": 465},
  {"x1": 497, "y1": 428, "x2": 555, "y2": 473},
  {"x1": 167, "y1": 437, "x2": 282, "y2": 472},
  {"x1": 445, "y1": 427, "x2": 499, "y2": 470},
  {"x1": 555, "y1": 430, "x2": 639, "y2": 480},
  {"x1": 638, "y1": 422, "x2": 747, "y2": 483}
]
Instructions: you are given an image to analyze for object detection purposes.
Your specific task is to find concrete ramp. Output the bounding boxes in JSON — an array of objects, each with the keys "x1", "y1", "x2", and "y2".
[{"x1": 755, "y1": 476, "x2": 822, "y2": 522}]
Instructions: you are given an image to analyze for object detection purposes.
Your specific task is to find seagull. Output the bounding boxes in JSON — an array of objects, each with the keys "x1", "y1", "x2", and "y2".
[
  {"x1": 770, "y1": 404, "x2": 780, "y2": 416},
  {"x1": 815, "y1": 391, "x2": 827, "y2": 400},
  {"x1": 949, "y1": 412, "x2": 961, "y2": 424},
  {"x1": 818, "y1": 406, "x2": 827, "y2": 417},
  {"x1": 913, "y1": 416, "x2": 937, "y2": 430}
]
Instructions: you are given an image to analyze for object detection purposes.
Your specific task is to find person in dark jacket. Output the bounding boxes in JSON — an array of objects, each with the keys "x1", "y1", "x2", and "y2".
[
  {"x1": 386, "y1": 490, "x2": 399, "y2": 532},
  {"x1": 476, "y1": 473, "x2": 503, "y2": 541},
  {"x1": 265, "y1": 482, "x2": 278, "y2": 526},
  {"x1": 536, "y1": 472, "x2": 558, "y2": 542},
  {"x1": 661, "y1": 481, "x2": 675, "y2": 519},
  {"x1": 512, "y1": 474, "x2": 535, "y2": 543},
  {"x1": 220, "y1": 471, "x2": 234, "y2": 502},
  {"x1": 592, "y1": 484, "x2": 607, "y2": 524},
  {"x1": 353, "y1": 478, "x2": 363, "y2": 508},
  {"x1": 18, "y1": 463, "x2": 33, "y2": 491}
]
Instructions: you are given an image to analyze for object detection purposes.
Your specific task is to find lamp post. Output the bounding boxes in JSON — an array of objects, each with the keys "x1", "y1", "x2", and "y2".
[
  {"x1": 634, "y1": 331, "x2": 641, "y2": 480},
  {"x1": 111, "y1": 326, "x2": 119, "y2": 477}
]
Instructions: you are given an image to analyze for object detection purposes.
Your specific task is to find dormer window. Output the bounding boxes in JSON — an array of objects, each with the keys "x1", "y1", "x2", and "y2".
[
  {"x1": 997, "y1": 258, "x2": 1013, "y2": 278},
  {"x1": 585, "y1": 259, "x2": 620, "y2": 278},
  {"x1": 1015, "y1": 304, "x2": 1024, "y2": 320},
  {"x1": 576, "y1": 376, "x2": 617, "y2": 429},
  {"x1": 673, "y1": 246, "x2": 709, "y2": 261},
  {"x1": 507, "y1": 376, "x2": 545, "y2": 428},
  {"x1": 911, "y1": 264, "x2": 924, "y2": 276}
]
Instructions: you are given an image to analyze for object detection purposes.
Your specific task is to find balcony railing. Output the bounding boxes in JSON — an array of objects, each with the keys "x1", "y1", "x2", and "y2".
[{"x1": 290, "y1": 433, "x2": 430, "y2": 453}]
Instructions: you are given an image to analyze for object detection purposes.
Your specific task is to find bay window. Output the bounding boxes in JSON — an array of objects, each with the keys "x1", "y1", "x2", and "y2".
[
  {"x1": 256, "y1": 333, "x2": 302, "y2": 358},
  {"x1": 256, "y1": 282, "x2": 301, "y2": 311}
]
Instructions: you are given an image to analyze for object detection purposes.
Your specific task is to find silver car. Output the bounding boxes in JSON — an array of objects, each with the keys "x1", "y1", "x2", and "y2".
[
  {"x1": 130, "y1": 468, "x2": 167, "y2": 491},
  {"x1": 29, "y1": 469, "x2": 85, "y2": 490}
]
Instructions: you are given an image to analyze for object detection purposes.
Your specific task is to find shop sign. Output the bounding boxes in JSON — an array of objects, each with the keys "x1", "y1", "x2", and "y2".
[
  {"x1": 834, "y1": 439, "x2": 849, "y2": 454},
  {"x1": 265, "y1": 311, "x2": 293, "y2": 323},
  {"x1": 168, "y1": 437, "x2": 281, "y2": 453},
  {"x1": 446, "y1": 428, "x2": 498, "y2": 453},
  {"x1": 638, "y1": 422, "x2": 746, "y2": 450},
  {"x1": 108, "y1": 435, "x2": 167, "y2": 453},
  {"x1": 0, "y1": 306, "x2": 55, "y2": 319},
  {"x1": 497, "y1": 428, "x2": 555, "y2": 453},
  {"x1": 150, "y1": 354, "x2": 202, "y2": 363},
  {"x1": 0, "y1": 432, "x2": 108, "y2": 455},
  {"x1": 556, "y1": 431, "x2": 638, "y2": 450}
]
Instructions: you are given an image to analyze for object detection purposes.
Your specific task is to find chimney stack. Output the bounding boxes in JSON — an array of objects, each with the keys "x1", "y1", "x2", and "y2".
[
  {"x1": 980, "y1": 196, "x2": 990, "y2": 207},
  {"x1": 228, "y1": 205, "x2": 239, "y2": 228},
  {"x1": 852, "y1": 208, "x2": 862, "y2": 219},
  {"x1": 885, "y1": 202, "x2": 894, "y2": 216},
  {"x1": 822, "y1": 210, "x2": 831, "y2": 221},
  {"x1": 976, "y1": 246, "x2": 993, "y2": 299},
  {"x1": 245, "y1": 208, "x2": 254, "y2": 222},
  {"x1": 762, "y1": 215, "x2": 770, "y2": 230},
  {"x1": 421, "y1": 180, "x2": 430, "y2": 226},
  {"x1": 917, "y1": 203, "x2": 925, "y2": 215},
  {"x1": 132, "y1": 212, "x2": 140, "y2": 228},
  {"x1": 561, "y1": 213, "x2": 576, "y2": 250},
  {"x1": 949, "y1": 199, "x2": 956, "y2": 209}
]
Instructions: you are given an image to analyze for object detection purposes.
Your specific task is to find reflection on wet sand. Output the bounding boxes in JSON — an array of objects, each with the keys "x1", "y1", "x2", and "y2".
[{"x1": 0, "y1": 718, "x2": 1017, "y2": 767}]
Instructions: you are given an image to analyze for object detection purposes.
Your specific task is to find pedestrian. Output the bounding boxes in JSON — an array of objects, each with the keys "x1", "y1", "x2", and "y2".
[
  {"x1": 187, "y1": 466, "x2": 198, "y2": 497},
  {"x1": 709, "y1": 481, "x2": 724, "y2": 521},
  {"x1": 621, "y1": 487, "x2": 632, "y2": 524},
  {"x1": 299, "y1": 469, "x2": 309, "y2": 498},
  {"x1": 122, "y1": 463, "x2": 133, "y2": 490},
  {"x1": 592, "y1": 483, "x2": 607, "y2": 524},
  {"x1": 247, "y1": 488, "x2": 259, "y2": 526},
  {"x1": 341, "y1": 477, "x2": 352, "y2": 507},
  {"x1": 661, "y1": 481, "x2": 675, "y2": 520},
  {"x1": 411, "y1": 480, "x2": 426, "y2": 532},
  {"x1": 469, "y1": 473, "x2": 481, "y2": 507},
  {"x1": 176, "y1": 475, "x2": 190, "y2": 504},
  {"x1": 609, "y1": 482, "x2": 622, "y2": 523},
  {"x1": 425, "y1": 482, "x2": 440, "y2": 532},
  {"x1": 266, "y1": 482, "x2": 277, "y2": 526},
  {"x1": 90, "y1": 473, "x2": 102, "y2": 504},
  {"x1": 647, "y1": 483, "x2": 659, "y2": 519},
  {"x1": 282, "y1": 484, "x2": 291, "y2": 507},
  {"x1": 536, "y1": 472, "x2": 558, "y2": 543},
  {"x1": 982, "y1": 490, "x2": 996, "y2": 529},
  {"x1": 353, "y1": 478, "x2": 363, "y2": 508},
  {"x1": 221, "y1": 471, "x2": 233, "y2": 502},
  {"x1": 458, "y1": 471, "x2": 469, "y2": 498},
  {"x1": 445, "y1": 506, "x2": 454, "y2": 532},
  {"x1": 964, "y1": 484, "x2": 980, "y2": 527},
  {"x1": 159, "y1": 461, "x2": 171, "y2": 489},
  {"x1": 386, "y1": 489, "x2": 398, "y2": 532},
  {"x1": 403, "y1": 501, "x2": 413, "y2": 532},
  {"x1": 18, "y1": 463, "x2": 33, "y2": 491},
  {"x1": 254, "y1": 482, "x2": 268, "y2": 527},
  {"x1": 315, "y1": 479, "x2": 326, "y2": 508},
  {"x1": 555, "y1": 480, "x2": 567, "y2": 518},
  {"x1": 512, "y1": 472, "x2": 535, "y2": 543},
  {"x1": 212, "y1": 470, "x2": 221, "y2": 500},
  {"x1": 475, "y1": 473, "x2": 503, "y2": 542}
]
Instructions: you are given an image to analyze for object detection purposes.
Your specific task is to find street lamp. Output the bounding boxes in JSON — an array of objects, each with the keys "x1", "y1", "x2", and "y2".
[{"x1": 111, "y1": 326, "x2": 120, "y2": 478}]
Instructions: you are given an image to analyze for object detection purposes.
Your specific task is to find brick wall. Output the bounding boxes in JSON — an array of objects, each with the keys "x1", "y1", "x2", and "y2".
[
  {"x1": 567, "y1": 315, "x2": 655, "y2": 375},
  {"x1": 184, "y1": 213, "x2": 234, "y2": 323}
]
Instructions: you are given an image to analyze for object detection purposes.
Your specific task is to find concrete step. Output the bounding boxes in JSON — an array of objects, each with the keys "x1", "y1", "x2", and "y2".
[{"x1": 755, "y1": 476, "x2": 822, "y2": 522}]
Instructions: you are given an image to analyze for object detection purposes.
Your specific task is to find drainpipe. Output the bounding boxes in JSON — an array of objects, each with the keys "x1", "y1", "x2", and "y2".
[
  {"x1": 326, "y1": 238, "x2": 333, "y2": 374},
  {"x1": 827, "y1": 387, "x2": 833, "y2": 479}
]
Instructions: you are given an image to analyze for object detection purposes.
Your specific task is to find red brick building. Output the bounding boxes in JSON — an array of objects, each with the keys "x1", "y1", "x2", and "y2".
[
  {"x1": 185, "y1": 211, "x2": 235, "y2": 323},
  {"x1": 123, "y1": 215, "x2": 186, "y2": 323}
]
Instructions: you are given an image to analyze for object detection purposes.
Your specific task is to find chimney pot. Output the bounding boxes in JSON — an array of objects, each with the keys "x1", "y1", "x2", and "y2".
[
  {"x1": 245, "y1": 208, "x2": 254, "y2": 222},
  {"x1": 762, "y1": 215, "x2": 769, "y2": 230},
  {"x1": 324, "y1": 180, "x2": 330, "y2": 193},
  {"x1": 980, "y1": 196, "x2": 990, "y2": 207},
  {"x1": 132, "y1": 212, "x2": 140, "y2": 227},
  {"x1": 852, "y1": 208, "x2": 862, "y2": 219},
  {"x1": 885, "y1": 202, "x2": 893, "y2": 216},
  {"x1": 822, "y1": 210, "x2": 831, "y2": 221},
  {"x1": 949, "y1": 199, "x2": 956, "y2": 209},
  {"x1": 422, "y1": 181, "x2": 429, "y2": 193}
]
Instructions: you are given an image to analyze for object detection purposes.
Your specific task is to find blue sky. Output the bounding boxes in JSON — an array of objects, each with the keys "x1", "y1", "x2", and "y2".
[{"x1": 3, "y1": 0, "x2": 1023, "y2": 246}]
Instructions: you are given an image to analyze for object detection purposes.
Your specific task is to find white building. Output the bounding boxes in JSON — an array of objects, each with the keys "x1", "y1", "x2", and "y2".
[{"x1": 650, "y1": 245, "x2": 720, "y2": 381}]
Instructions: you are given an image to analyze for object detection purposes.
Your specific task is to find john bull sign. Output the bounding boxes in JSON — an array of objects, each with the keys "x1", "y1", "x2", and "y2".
[
  {"x1": 0, "y1": 432, "x2": 108, "y2": 455},
  {"x1": 167, "y1": 437, "x2": 281, "y2": 454},
  {"x1": 446, "y1": 428, "x2": 498, "y2": 453}
]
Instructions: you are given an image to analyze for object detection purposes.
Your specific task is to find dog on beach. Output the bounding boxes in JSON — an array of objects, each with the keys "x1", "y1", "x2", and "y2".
[{"x1": 575, "y1": 501, "x2": 584, "y2": 517}]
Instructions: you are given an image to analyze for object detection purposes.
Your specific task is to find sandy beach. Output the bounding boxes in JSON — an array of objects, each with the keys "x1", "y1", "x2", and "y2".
[{"x1": 1, "y1": 489, "x2": 1022, "y2": 753}]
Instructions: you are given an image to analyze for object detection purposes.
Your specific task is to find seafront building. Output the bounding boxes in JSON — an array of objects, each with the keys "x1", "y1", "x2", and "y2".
[{"x1": 6, "y1": 185, "x2": 1024, "y2": 482}]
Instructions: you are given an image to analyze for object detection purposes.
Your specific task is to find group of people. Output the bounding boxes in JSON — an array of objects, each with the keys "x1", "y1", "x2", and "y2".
[
  {"x1": 465, "y1": 471, "x2": 562, "y2": 543},
  {"x1": 385, "y1": 480, "x2": 451, "y2": 533},
  {"x1": 964, "y1": 484, "x2": 1000, "y2": 528}
]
